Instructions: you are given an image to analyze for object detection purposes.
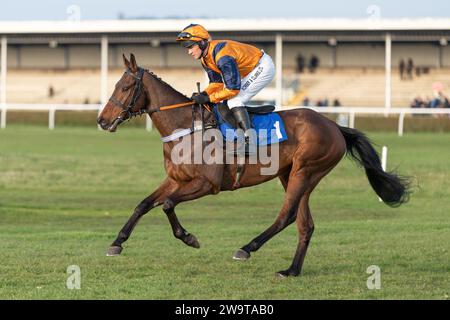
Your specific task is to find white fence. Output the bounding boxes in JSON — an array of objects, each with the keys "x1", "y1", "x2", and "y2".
[
  {"x1": 281, "y1": 106, "x2": 450, "y2": 137},
  {"x1": 0, "y1": 103, "x2": 153, "y2": 131},
  {"x1": 1, "y1": 103, "x2": 450, "y2": 136}
]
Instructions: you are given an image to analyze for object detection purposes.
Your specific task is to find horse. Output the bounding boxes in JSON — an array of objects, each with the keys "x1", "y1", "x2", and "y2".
[{"x1": 97, "y1": 54, "x2": 410, "y2": 277}]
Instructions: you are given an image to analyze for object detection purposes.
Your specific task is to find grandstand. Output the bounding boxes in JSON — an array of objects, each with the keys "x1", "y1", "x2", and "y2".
[
  {"x1": 5, "y1": 68, "x2": 205, "y2": 104},
  {"x1": 5, "y1": 67, "x2": 450, "y2": 108},
  {"x1": 293, "y1": 67, "x2": 450, "y2": 107},
  {"x1": 1, "y1": 18, "x2": 450, "y2": 109}
]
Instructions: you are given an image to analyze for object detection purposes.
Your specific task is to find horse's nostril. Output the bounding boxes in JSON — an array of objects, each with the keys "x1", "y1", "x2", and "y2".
[{"x1": 97, "y1": 117, "x2": 109, "y2": 129}]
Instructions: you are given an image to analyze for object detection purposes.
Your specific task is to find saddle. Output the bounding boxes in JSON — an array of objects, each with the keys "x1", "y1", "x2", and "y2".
[
  {"x1": 216, "y1": 104, "x2": 275, "y2": 129},
  {"x1": 213, "y1": 103, "x2": 275, "y2": 190}
]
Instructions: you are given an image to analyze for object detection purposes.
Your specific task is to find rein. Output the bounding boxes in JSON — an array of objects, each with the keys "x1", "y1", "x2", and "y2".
[{"x1": 150, "y1": 101, "x2": 211, "y2": 114}]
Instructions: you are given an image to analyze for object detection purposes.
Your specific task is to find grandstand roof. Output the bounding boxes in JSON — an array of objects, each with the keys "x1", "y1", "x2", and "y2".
[{"x1": 0, "y1": 18, "x2": 449, "y2": 34}]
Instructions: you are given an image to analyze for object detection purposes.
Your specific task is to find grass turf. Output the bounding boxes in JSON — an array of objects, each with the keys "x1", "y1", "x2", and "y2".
[{"x1": 0, "y1": 124, "x2": 449, "y2": 299}]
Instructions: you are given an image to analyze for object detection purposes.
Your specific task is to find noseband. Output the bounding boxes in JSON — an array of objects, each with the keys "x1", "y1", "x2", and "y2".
[{"x1": 108, "y1": 67, "x2": 147, "y2": 122}]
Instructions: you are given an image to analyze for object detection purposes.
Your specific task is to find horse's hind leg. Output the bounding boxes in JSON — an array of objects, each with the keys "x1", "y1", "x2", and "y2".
[
  {"x1": 107, "y1": 178, "x2": 176, "y2": 256},
  {"x1": 277, "y1": 192, "x2": 314, "y2": 277},
  {"x1": 233, "y1": 173, "x2": 305, "y2": 260},
  {"x1": 162, "y1": 177, "x2": 214, "y2": 248},
  {"x1": 277, "y1": 165, "x2": 338, "y2": 277}
]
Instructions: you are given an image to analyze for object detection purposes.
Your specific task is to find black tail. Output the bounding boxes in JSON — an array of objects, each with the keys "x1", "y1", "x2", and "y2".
[{"x1": 338, "y1": 126, "x2": 411, "y2": 207}]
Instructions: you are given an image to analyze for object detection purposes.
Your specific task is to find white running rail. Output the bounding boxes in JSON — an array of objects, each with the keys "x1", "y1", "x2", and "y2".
[{"x1": 1, "y1": 103, "x2": 450, "y2": 136}]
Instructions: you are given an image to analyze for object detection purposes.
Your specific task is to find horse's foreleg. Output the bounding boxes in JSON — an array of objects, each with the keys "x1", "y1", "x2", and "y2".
[
  {"x1": 162, "y1": 177, "x2": 214, "y2": 248},
  {"x1": 106, "y1": 178, "x2": 176, "y2": 256}
]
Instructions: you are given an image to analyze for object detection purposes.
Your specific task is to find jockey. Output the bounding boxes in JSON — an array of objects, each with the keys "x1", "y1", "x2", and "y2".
[{"x1": 176, "y1": 24, "x2": 275, "y2": 151}]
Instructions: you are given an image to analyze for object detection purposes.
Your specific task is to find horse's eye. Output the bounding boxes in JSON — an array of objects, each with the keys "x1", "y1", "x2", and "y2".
[{"x1": 122, "y1": 86, "x2": 129, "y2": 92}]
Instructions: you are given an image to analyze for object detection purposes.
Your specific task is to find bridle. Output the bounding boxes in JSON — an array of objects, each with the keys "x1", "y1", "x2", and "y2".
[
  {"x1": 108, "y1": 67, "x2": 148, "y2": 124},
  {"x1": 107, "y1": 67, "x2": 213, "y2": 128}
]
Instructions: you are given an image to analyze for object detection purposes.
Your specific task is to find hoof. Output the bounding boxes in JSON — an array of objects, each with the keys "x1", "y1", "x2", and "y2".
[
  {"x1": 185, "y1": 234, "x2": 200, "y2": 249},
  {"x1": 106, "y1": 245, "x2": 123, "y2": 256},
  {"x1": 233, "y1": 249, "x2": 251, "y2": 261},
  {"x1": 276, "y1": 270, "x2": 299, "y2": 278}
]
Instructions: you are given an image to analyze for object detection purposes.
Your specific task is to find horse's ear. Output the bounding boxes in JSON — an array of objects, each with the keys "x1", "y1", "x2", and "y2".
[
  {"x1": 130, "y1": 53, "x2": 138, "y2": 72},
  {"x1": 123, "y1": 54, "x2": 131, "y2": 69}
]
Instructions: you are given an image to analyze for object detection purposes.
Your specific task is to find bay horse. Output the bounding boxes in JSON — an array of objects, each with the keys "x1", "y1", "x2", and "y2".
[{"x1": 97, "y1": 54, "x2": 410, "y2": 277}]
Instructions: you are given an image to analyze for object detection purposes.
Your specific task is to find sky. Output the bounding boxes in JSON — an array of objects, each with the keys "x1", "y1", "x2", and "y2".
[{"x1": 0, "y1": 0, "x2": 449, "y2": 20}]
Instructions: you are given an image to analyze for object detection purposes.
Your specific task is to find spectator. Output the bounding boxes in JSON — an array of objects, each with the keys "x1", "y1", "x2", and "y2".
[
  {"x1": 335, "y1": 99, "x2": 347, "y2": 125},
  {"x1": 333, "y1": 98, "x2": 341, "y2": 107},
  {"x1": 302, "y1": 96, "x2": 310, "y2": 106},
  {"x1": 410, "y1": 96, "x2": 422, "y2": 109},
  {"x1": 48, "y1": 85, "x2": 55, "y2": 98},
  {"x1": 410, "y1": 96, "x2": 425, "y2": 117},
  {"x1": 425, "y1": 96, "x2": 432, "y2": 108},
  {"x1": 407, "y1": 58, "x2": 414, "y2": 80},
  {"x1": 422, "y1": 96, "x2": 429, "y2": 108},
  {"x1": 430, "y1": 97, "x2": 441, "y2": 108},
  {"x1": 410, "y1": 91, "x2": 449, "y2": 115},
  {"x1": 399, "y1": 59, "x2": 405, "y2": 80},
  {"x1": 415, "y1": 67, "x2": 421, "y2": 78},
  {"x1": 430, "y1": 91, "x2": 448, "y2": 109},
  {"x1": 296, "y1": 54, "x2": 305, "y2": 73},
  {"x1": 309, "y1": 55, "x2": 320, "y2": 73},
  {"x1": 316, "y1": 99, "x2": 324, "y2": 107}
]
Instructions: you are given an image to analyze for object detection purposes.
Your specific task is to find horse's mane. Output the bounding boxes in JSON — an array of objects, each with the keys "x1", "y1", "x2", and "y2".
[{"x1": 144, "y1": 69, "x2": 190, "y2": 100}]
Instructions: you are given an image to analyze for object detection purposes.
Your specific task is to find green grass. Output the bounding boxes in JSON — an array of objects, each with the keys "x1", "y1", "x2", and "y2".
[{"x1": 0, "y1": 125, "x2": 449, "y2": 299}]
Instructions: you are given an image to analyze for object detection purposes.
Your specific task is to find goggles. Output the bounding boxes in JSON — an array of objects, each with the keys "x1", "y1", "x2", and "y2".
[{"x1": 177, "y1": 32, "x2": 195, "y2": 40}]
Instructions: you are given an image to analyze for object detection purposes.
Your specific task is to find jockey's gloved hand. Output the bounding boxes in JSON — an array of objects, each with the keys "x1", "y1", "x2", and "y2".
[{"x1": 191, "y1": 92, "x2": 210, "y2": 104}]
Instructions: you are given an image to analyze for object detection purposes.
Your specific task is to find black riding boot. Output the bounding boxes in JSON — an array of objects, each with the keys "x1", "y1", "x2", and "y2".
[{"x1": 231, "y1": 106, "x2": 255, "y2": 155}]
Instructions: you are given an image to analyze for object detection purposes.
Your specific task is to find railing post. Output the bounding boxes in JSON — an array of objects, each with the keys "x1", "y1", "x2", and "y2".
[
  {"x1": 100, "y1": 35, "x2": 108, "y2": 105},
  {"x1": 379, "y1": 146, "x2": 388, "y2": 202},
  {"x1": 0, "y1": 105, "x2": 6, "y2": 129},
  {"x1": 275, "y1": 33, "x2": 283, "y2": 108},
  {"x1": 398, "y1": 112, "x2": 405, "y2": 137},
  {"x1": 1, "y1": 36, "x2": 7, "y2": 106},
  {"x1": 146, "y1": 114, "x2": 152, "y2": 131},
  {"x1": 49, "y1": 107, "x2": 55, "y2": 130},
  {"x1": 384, "y1": 33, "x2": 392, "y2": 115},
  {"x1": 97, "y1": 104, "x2": 102, "y2": 130},
  {"x1": 349, "y1": 111, "x2": 355, "y2": 128},
  {"x1": 1, "y1": 36, "x2": 7, "y2": 129}
]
